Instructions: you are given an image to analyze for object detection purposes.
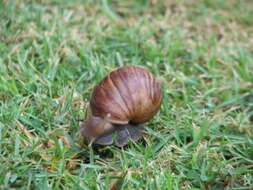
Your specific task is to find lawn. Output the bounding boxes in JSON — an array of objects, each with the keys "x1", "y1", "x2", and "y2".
[{"x1": 0, "y1": 0, "x2": 253, "y2": 189}]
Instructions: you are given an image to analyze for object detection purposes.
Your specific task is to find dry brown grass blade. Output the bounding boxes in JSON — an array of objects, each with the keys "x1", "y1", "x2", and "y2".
[{"x1": 16, "y1": 120, "x2": 35, "y2": 146}]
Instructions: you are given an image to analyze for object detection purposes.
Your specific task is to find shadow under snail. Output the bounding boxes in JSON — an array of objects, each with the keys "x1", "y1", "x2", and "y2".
[{"x1": 80, "y1": 65, "x2": 162, "y2": 147}]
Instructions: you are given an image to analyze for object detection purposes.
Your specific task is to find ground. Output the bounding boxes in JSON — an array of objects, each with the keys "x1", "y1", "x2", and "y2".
[{"x1": 0, "y1": 0, "x2": 253, "y2": 189}]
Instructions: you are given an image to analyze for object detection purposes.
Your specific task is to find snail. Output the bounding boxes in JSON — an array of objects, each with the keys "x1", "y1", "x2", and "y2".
[{"x1": 80, "y1": 65, "x2": 162, "y2": 147}]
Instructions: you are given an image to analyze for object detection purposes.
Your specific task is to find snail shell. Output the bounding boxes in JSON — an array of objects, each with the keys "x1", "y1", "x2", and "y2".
[{"x1": 81, "y1": 66, "x2": 162, "y2": 147}]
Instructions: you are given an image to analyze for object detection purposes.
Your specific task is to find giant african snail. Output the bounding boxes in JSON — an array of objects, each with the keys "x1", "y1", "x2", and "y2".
[{"x1": 80, "y1": 65, "x2": 162, "y2": 147}]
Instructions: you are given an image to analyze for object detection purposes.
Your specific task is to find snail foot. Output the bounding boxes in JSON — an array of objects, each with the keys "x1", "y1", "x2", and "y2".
[
  {"x1": 95, "y1": 133, "x2": 113, "y2": 145},
  {"x1": 94, "y1": 124, "x2": 144, "y2": 147},
  {"x1": 115, "y1": 124, "x2": 144, "y2": 147}
]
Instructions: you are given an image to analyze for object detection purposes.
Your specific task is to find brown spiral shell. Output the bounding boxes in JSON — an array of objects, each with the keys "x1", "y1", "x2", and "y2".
[{"x1": 90, "y1": 66, "x2": 162, "y2": 125}]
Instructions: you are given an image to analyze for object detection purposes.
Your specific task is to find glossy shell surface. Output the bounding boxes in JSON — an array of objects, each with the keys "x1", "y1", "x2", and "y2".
[{"x1": 90, "y1": 66, "x2": 162, "y2": 125}]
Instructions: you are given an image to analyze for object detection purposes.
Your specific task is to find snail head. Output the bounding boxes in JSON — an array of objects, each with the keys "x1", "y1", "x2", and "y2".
[{"x1": 80, "y1": 112, "x2": 114, "y2": 145}]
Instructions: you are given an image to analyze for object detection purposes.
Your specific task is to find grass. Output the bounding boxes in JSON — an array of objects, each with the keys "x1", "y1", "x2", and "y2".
[{"x1": 0, "y1": 0, "x2": 253, "y2": 189}]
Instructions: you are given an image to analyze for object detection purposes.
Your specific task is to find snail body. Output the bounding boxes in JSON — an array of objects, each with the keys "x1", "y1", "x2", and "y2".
[{"x1": 81, "y1": 66, "x2": 162, "y2": 147}]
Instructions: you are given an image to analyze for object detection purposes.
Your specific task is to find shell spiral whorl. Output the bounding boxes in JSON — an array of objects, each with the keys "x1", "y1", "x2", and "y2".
[{"x1": 91, "y1": 66, "x2": 162, "y2": 124}]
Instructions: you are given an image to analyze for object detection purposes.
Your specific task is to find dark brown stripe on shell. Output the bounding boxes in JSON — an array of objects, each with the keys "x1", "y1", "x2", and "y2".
[
  {"x1": 110, "y1": 70, "x2": 134, "y2": 117},
  {"x1": 119, "y1": 67, "x2": 137, "y2": 115},
  {"x1": 108, "y1": 74, "x2": 131, "y2": 117},
  {"x1": 105, "y1": 75, "x2": 129, "y2": 117}
]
